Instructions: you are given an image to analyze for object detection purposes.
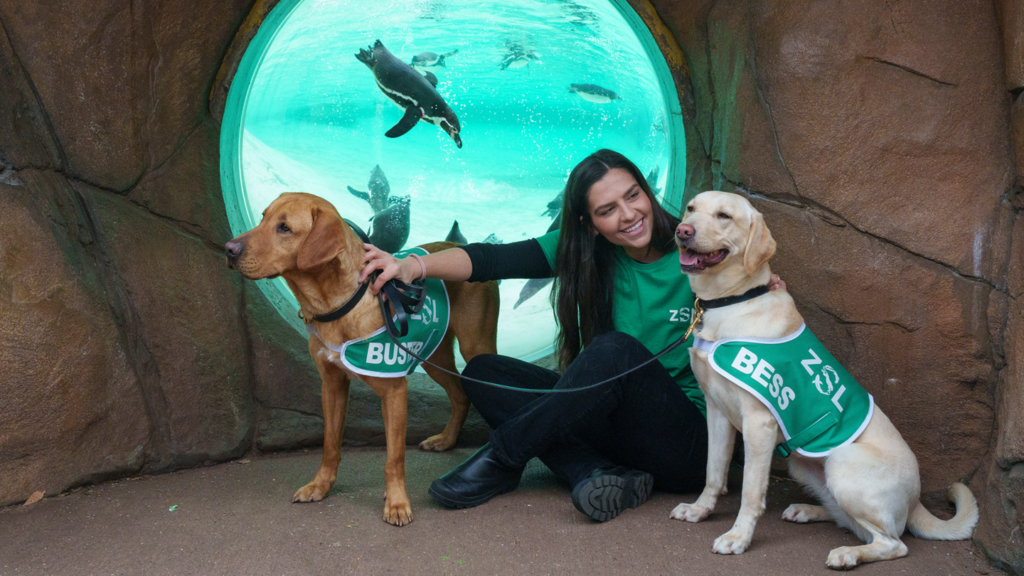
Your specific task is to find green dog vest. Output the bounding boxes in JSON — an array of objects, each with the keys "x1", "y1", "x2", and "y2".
[
  {"x1": 693, "y1": 324, "x2": 874, "y2": 458},
  {"x1": 306, "y1": 247, "x2": 450, "y2": 378}
]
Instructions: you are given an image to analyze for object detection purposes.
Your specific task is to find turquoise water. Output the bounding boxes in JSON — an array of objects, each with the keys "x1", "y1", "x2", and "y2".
[{"x1": 236, "y1": 0, "x2": 680, "y2": 362}]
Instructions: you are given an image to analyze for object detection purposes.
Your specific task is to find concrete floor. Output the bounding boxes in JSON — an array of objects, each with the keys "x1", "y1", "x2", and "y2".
[{"x1": 0, "y1": 447, "x2": 996, "y2": 576}]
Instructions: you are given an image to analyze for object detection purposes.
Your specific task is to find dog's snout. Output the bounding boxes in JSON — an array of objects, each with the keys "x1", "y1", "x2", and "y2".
[
  {"x1": 225, "y1": 240, "x2": 243, "y2": 267},
  {"x1": 676, "y1": 223, "x2": 695, "y2": 241}
]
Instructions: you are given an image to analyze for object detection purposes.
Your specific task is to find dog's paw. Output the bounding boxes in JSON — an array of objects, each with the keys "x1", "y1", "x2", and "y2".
[
  {"x1": 292, "y1": 481, "x2": 331, "y2": 503},
  {"x1": 418, "y1": 433, "x2": 456, "y2": 452},
  {"x1": 826, "y1": 546, "x2": 860, "y2": 570},
  {"x1": 670, "y1": 502, "x2": 711, "y2": 523},
  {"x1": 782, "y1": 503, "x2": 828, "y2": 523},
  {"x1": 712, "y1": 529, "x2": 752, "y2": 555},
  {"x1": 383, "y1": 501, "x2": 413, "y2": 526}
]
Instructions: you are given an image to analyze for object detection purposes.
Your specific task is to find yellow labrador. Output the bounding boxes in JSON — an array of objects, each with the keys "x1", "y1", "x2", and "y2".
[{"x1": 669, "y1": 191, "x2": 977, "y2": 569}]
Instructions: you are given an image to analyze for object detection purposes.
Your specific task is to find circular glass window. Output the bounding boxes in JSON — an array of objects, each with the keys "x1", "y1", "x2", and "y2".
[{"x1": 221, "y1": 0, "x2": 686, "y2": 365}]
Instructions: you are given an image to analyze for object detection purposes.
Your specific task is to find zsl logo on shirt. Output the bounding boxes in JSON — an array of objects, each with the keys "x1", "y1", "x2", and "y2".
[{"x1": 669, "y1": 307, "x2": 695, "y2": 323}]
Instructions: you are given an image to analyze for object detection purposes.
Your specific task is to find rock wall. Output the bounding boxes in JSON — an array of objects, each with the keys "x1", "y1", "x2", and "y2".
[
  {"x1": 975, "y1": 1, "x2": 1024, "y2": 572},
  {"x1": 0, "y1": 0, "x2": 1021, "y2": 571},
  {"x1": 648, "y1": 0, "x2": 1021, "y2": 571}
]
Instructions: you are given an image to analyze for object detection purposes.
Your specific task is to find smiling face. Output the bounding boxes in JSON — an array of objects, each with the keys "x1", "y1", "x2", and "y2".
[
  {"x1": 675, "y1": 191, "x2": 775, "y2": 277},
  {"x1": 586, "y1": 168, "x2": 655, "y2": 260}
]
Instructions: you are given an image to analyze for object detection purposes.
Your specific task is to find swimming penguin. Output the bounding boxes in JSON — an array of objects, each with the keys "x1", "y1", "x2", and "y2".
[
  {"x1": 514, "y1": 277, "x2": 553, "y2": 309},
  {"x1": 356, "y1": 40, "x2": 462, "y2": 148},
  {"x1": 411, "y1": 49, "x2": 458, "y2": 70},
  {"x1": 368, "y1": 196, "x2": 411, "y2": 253},
  {"x1": 542, "y1": 191, "x2": 563, "y2": 219},
  {"x1": 514, "y1": 218, "x2": 560, "y2": 309},
  {"x1": 347, "y1": 165, "x2": 392, "y2": 213},
  {"x1": 500, "y1": 42, "x2": 541, "y2": 70},
  {"x1": 645, "y1": 166, "x2": 661, "y2": 197},
  {"x1": 569, "y1": 83, "x2": 620, "y2": 103},
  {"x1": 444, "y1": 220, "x2": 467, "y2": 245}
]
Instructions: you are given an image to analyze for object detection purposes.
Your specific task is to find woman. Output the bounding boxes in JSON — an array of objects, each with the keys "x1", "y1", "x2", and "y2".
[{"x1": 360, "y1": 150, "x2": 769, "y2": 522}]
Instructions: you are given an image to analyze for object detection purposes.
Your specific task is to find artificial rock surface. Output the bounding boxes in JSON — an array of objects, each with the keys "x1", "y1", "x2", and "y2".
[
  {"x1": 0, "y1": 1, "x2": 1021, "y2": 572},
  {"x1": 0, "y1": 172, "x2": 149, "y2": 503}
]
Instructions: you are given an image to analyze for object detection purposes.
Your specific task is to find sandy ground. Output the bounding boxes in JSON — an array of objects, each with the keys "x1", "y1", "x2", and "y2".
[{"x1": 0, "y1": 447, "x2": 997, "y2": 576}]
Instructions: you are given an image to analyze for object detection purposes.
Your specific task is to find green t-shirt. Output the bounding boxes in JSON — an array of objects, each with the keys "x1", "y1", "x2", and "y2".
[{"x1": 535, "y1": 230, "x2": 705, "y2": 416}]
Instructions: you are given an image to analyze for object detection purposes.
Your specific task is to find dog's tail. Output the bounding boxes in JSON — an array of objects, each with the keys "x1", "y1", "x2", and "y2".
[{"x1": 906, "y1": 483, "x2": 978, "y2": 540}]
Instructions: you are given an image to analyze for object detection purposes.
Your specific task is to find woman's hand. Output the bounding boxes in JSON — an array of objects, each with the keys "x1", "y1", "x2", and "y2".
[
  {"x1": 359, "y1": 244, "x2": 419, "y2": 294},
  {"x1": 768, "y1": 273, "x2": 786, "y2": 292}
]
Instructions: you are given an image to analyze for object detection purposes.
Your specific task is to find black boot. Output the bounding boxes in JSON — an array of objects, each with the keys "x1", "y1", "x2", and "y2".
[
  {"x1": 428, "y1": 443, "x2": 526, "y2": 509},
  {"x1": 571, "y1": 466, "x2": 654, "y2": 522}
]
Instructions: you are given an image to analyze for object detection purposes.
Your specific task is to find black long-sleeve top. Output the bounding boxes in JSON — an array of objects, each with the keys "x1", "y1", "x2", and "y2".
[{"x1": 458, "y1": 239, "x2": 553, "y2": 283}]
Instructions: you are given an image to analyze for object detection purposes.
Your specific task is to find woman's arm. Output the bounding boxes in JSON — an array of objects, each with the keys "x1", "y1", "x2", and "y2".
[
  {"x1": 359, "y1": 239, "x2": 552, "y2": 294},
  {"x1": 360, "y1": 245, "x2": 473, "y2": 294}
]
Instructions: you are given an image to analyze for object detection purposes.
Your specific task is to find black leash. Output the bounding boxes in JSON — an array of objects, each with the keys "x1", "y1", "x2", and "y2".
[
  {"x1": 381, "y1": 315, "x2": 692, "y2": 394},
  {"x1": 374, "y1": 277, "x2": 708, "y2": 395}
]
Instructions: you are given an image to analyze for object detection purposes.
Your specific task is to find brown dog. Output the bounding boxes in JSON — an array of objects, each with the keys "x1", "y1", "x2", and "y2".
[{"x1": 225, "y1": 192, "x2": 498, "y2": 526}]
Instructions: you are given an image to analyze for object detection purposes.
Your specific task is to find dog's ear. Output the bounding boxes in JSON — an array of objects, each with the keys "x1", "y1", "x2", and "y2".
[
  {"x1": 297, "y1": 208, "x2": 346, "y2": 270},
  {"x1": 743, "y1": 210, "x2": 776, "y2": 275}
]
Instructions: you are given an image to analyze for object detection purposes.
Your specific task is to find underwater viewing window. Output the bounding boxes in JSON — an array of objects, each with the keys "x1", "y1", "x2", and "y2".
[{"x1": 220, "y1": 0, "x2": 686, "y2": 365}]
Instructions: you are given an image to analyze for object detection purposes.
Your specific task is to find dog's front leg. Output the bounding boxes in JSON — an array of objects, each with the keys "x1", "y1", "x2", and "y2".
[
  {"x1": 671, "y1": 397, "x2": 734, "y2": 523},
  {"x1": 712, "y1": 408, "x2": 777, "y2": 555},
  {"x1": 367, "y1": 376, "x2": 413, "y2": 526},
  {"x1": 294, "y1": 358, "x2": 351, "y2": 503}
]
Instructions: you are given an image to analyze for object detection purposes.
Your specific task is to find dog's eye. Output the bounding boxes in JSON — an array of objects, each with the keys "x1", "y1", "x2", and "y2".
[
  {"x1": 717, "y1": 212, "x2": 732, "y2": 220},
  {"x1": 277, "y1": 223, "x2": 291, "y2": 233},
  {"x1": 686, "y1": 205, "x2": 694, "y2": 212}
]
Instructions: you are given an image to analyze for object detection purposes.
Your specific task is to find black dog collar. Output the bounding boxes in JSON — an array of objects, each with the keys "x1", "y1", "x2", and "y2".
[
  {"x1": 698, "y1": 284, "x2": 770, "y2": 310},
  {"x1": 304, "y1": 219, "x2": 372, "y2": 324}
]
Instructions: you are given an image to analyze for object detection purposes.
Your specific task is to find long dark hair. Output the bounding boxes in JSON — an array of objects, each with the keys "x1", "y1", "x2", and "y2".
[{"x1": 551, "y1": 149, "x2": 680, "y2": 370}]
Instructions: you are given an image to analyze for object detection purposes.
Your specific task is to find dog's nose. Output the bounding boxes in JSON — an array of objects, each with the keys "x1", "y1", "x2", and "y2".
[
  {"x1": 225, "y1": 240, "x2": 243, "y2": 267},
  {"x1": 676, "y1": 223, "x2": 695, "y2": 241}
]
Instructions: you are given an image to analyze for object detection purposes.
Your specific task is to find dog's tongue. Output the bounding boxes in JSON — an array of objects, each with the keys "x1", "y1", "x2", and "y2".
[{"x1": 680, "y1": 250, "x2": 702, "y2": 266}]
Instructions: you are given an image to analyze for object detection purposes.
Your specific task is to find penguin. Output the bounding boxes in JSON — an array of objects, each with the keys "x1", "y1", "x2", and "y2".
[
  {"x1": 500, "y1": 41, "x2": 541, "y2": 70},
  {"x1": 514, "y1": 277, "x2": 553, "y2": 309},
  {"x1": 514, "y1": 218, "x2": 560, "y2": 309},
  {"x1": 410, "y1": 49, "x2": 458, "y2": 70},
  {"x1": 444, "y1": 220, "x2": 467, "y2": 245},
  {"x1": 542, "y1": 191, "x2": 563, "y2": 219},
  {"x1": 368, "y1": 196, "x2": 411, "y2": 254},
  {"x1": 645, "y1": 166, "x2": 661, "y2": 197},
  {"x1": 569, "y1": 83, "x2": 620, "y2": 103},
  {"x1": 355, "y1": 40, "x2": 462, "y2": 148},
  {"x1": 347, "y1": 164, "x2": 391, "y2": 213}
]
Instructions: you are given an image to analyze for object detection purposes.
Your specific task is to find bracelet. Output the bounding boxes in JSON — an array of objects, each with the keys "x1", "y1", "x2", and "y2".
[{"x1": 409, "y1": 254, "x2": 427, "y2": 281}]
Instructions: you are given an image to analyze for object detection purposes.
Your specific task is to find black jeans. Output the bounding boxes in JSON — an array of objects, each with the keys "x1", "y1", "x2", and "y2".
[{"x1": 462, "y1": 331, "x2": 708, "y2": 493}]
